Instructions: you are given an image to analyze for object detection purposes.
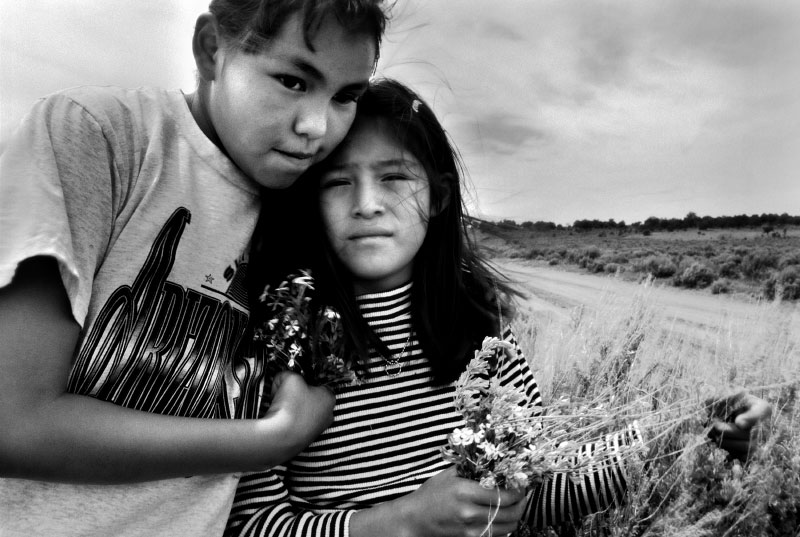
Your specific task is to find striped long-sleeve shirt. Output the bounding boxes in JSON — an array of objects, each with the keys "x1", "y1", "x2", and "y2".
[{"x1": 226, "y1": 282, "x2": 640, "y2": 536}]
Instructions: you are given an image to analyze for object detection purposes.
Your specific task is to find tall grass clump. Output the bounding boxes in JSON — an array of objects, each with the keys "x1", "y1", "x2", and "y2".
[{"x1": 514, "y1": 280, "x2": 800, "y2": 536}]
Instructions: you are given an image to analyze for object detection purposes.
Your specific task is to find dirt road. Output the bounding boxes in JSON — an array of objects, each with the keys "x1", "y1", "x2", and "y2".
[{"x1": 496, "y1": 258, "x2": 800, "y2": 341}]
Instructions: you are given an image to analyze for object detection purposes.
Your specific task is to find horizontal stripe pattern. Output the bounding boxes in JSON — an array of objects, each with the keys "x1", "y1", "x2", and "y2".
[{"x1": 227, "y1": 283, "x2": 637, "y2": 536}]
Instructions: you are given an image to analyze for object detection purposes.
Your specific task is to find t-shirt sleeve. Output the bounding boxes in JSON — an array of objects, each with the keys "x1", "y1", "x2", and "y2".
[{"x1": 0, "y1": 93, "x2": 118, "y2": 326}]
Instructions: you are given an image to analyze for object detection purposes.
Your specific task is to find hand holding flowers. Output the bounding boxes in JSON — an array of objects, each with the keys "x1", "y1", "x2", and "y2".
[
  {"x1": 254, "y1": 271, "x2": 357, "y2": 387},
  {"x1": 443, "y1": 337, "x2": 643, "y2": 494}
]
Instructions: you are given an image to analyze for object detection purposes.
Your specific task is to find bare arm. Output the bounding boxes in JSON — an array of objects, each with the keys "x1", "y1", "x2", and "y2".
[{"x1": 0, "y1": 257, "x2": 334, "y2": 484}]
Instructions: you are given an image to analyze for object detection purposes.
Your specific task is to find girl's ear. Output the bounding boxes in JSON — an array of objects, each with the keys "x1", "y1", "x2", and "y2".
[
  {"x1": 192, "y1": 13, "x2": 221, "y2": 82},
  {"x1": 431, "y1": 173, "x2": 453, "y2": 216}
]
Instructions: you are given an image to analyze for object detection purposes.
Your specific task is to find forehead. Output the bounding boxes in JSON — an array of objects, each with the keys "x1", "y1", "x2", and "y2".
[
  {"x1": 260, "y1": 11, "x2": 376, "y2": 79},
  {"x1": 328, "y1": 117, "x2": 424, "y2": 170}
]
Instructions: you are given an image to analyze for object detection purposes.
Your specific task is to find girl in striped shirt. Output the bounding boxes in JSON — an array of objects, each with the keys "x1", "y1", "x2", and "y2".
[{"x1": 228, "y1": 78, "x2": 769, "y2": 537}]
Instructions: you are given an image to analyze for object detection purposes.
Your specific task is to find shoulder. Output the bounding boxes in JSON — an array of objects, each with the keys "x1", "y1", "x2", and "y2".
[
  {"x1": 30, "y1": 86, "x2": 194, "y2": 162},
  {"x1": 44, "y1": 86, "x2": 183, "y2": 128}
]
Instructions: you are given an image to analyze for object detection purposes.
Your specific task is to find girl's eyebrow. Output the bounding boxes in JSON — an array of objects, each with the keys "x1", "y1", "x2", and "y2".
[{"x1": 322, "y1": 158, "x2": 421, "y2": 175}]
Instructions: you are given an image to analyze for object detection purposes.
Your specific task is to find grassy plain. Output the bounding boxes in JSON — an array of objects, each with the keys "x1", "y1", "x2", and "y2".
[
  {"x1": 488, "y1": 226, "x2": 800, "y2": 535},
  {"x1": 476, "y1": 224, "x2": 800, "y2": 302}
]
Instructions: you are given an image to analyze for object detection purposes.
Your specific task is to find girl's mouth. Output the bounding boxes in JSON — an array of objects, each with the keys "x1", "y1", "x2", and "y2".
[{"x1": 275, "y1": 149, "x2": 315, "y2": 161}]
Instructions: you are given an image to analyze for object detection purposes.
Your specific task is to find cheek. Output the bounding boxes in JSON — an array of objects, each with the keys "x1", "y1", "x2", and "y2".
[
  {"x1": 320, "y1": 199, "x2": 344, "y2": 241},
  {"x1": 325, "y1": 108, "x2": 358, "y2": 152}
]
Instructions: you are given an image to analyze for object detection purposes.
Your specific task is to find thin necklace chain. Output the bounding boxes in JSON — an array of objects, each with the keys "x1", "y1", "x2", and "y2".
[{"x1": 382, "y1": 333, "x2": 411, "y2": 377}]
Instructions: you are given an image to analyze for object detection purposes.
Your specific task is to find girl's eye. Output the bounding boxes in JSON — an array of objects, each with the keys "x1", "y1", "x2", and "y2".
[
  {"x1": 277, "y1": 75, "x2": 306, "y2": 92},
  {"x1": 321, "y1": 178, "x2": 350, "y2": 189},
  {"x1": 333, "y1": 90, "x2": 362, "y2": 105},
  {"x1": 382, "y1": 174, "x2": 410, "y2": 183}
]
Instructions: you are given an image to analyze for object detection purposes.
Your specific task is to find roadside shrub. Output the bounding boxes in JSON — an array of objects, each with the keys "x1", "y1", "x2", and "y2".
[
  {"x1": 633, "y1": 255, "x2": 678, "y2": 278},
  {"x1": 674, "y1": 262, "x2": 716, "y2": 289},
  {"x1": 604, "y1": 263, "x2": 623, "y2": 274},
  {"x1": 578, "y1": 257, "x2": 605, "y2": 273},
  {"x1": 581, "y1": 246, "x2": 602, "y2": 259},
  {"x1": 525, "y1": 248, "x2": 546, "y2": 260},
  {"x1": 716, "y1": 255, "x2": 741, "y2": 279},
  {"x1": 763, "y1": 266, "x2": 800, "y2": 300},
  {"x1": 603, "y1": 252, "x2": 629, "y2": 264},
  {"x1": 718, "y1": 263, "x2": 739, "y2": 279},
  {"x1": 741, "y1": 249, "x2": 779, "y2": 279},
  {"x1": 778, "y1": 251, "x2": 800, "y2": 269},
  {"x1": 710, "y1": 278, "x2": 730, "y2": 294},
  {"x1": 565, "y1": 248, "x2": 582, "y2": 264}
]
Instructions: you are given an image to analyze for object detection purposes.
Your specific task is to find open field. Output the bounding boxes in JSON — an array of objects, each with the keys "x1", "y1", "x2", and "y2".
[
  {"x1": 498, "y1": 258, "x2": 800, "y2": 344},
  {"x1": 493, "y1": 258, "x2": 800, "y2": 535},
  {"x1": 476, "y1": 224, "x2": 800, "y2": 302}
]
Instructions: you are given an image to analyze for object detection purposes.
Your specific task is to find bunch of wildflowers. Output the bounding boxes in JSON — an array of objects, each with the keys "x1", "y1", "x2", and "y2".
[
  {"x1": 443, "y1": 337, "x2": 585, "y2": 490},
  {"x1": 254, "y1": 270, "x2": 357, "y2": 387}
]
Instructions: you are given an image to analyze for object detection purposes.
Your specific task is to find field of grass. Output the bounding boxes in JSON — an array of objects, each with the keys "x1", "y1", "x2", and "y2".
[
  {"x1": 511, "y1": 279, "x2": 800, "y2": 536},
  {"x1": 475, "y1": 224, "x2": 800, "y2": 302}
]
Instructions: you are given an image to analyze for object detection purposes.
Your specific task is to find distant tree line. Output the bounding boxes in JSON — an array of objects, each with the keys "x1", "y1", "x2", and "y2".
[{"x1": 475, "y1": 212, "x2": 800, "y2": 233}]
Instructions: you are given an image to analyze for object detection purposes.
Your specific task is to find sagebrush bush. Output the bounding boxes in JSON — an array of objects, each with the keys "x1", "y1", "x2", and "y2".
[
  {"x1": 633, "y1": 255, "x2": 678, "y2": 278},
  {"x1": 674, "y1": 262, "x2": 716, "y2": 289},
  {"x1": 763, "y1": 266, "x2": 800, "y2": 301},
  {"x1": 710, "y1": 278, "x2": 731, "y2": 294},
  {"x1": 582, "y1": 246, "x2": 602, "y2": 259},
  {"x1": 718, "y1": 259, "x2": 741, "y2": 279},
  {"x1": 778, "y1": 251, "x2": 800, "y2": 270},
  {"x1": 741, "y1": 249, "x2": 780, "y2": 279}
]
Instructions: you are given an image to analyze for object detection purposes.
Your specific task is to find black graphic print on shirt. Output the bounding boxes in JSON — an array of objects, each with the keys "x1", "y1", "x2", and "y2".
[{"x1": 67, "y1": 208, "x2": 251, "y2": 418}]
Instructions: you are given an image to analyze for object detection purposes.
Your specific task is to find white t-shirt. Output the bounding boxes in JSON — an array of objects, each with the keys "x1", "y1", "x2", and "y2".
[{"x1": 0, "y1": 86, "x2": 265, "y2": 536}]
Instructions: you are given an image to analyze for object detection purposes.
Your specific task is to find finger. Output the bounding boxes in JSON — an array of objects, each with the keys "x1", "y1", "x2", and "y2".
[
  {"x1": 709, "y1": 420, "x2": 750, "y2": 440},
  {"x1": 733, "y1": 398, "x2": 772, "y2": 430},
  {"x1": 488, "y1": 521, "x2": 522, "y2": 536},
  {"x1": 704, "y1": 391, "x2": 745, "y2": 419},
  {"x1": 470, "y1": 487, "x2": 525, "y2": 507},
  {"x1": 478, "y1": 509, "x2": 523, "y2": 536}
]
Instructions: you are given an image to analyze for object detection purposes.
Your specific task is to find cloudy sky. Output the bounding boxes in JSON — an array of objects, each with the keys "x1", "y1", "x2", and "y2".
[{"x1": 3, "y1": 0, "x2": 799, "y2": 225}]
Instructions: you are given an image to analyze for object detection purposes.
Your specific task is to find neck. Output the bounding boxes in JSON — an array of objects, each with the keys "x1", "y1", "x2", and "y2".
[{"x1": 185, "y1": 88, "x2": 224, "y2": 153}]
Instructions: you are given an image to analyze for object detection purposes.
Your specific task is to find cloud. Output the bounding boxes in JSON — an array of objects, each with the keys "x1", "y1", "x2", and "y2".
[
  {"x1": 456, "y1": 112, "x2": 550, "y2": 157},
  {"x1": 477, "y1": 19, "x2": 527, "y2": 42}
]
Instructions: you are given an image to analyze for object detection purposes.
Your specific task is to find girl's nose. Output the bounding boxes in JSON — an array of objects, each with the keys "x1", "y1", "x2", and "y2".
[
  {"x1": 352, "y1": 181, "x2": 384, "y2": 218},
  {"x1": 294, "y1": 100, "x2": 328, "y2": 140}
]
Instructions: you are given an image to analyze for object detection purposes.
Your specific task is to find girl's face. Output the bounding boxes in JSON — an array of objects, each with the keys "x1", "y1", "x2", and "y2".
[
  {"x1": 201, "y1": 12, "x2": 376, "y2": 188},
  {"x1": 319, "y1": 117, "x2": 431, "y2": 294}
]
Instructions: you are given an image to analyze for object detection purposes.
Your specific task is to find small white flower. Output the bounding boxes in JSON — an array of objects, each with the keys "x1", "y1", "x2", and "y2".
[
  {"x1": 479, "y1": 474, "x2": 497, "y2": 489},
  {"x1": 292, "y1": 273, "x2": 314, "y2": 288},
  {"x1": 512, "y1": 471, "x2": 529, "y2": 487},
  {"x1": 479, "y1": 441, "x2": 502, "y2": 460},
  {"x1": 451, "y1": 427, "x2": 480, "y2": 446},
  {"x1": 285, "y1": 319, "x2": 300, "y2": 336}
]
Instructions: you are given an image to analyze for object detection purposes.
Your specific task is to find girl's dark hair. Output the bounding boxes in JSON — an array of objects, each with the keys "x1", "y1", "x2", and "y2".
[
  {"x1": 208, "y1": 0, "x2": 388, "y2": 63},
  {"x1": 249, "y1": 78, "x2": 519, "y2": 384}
]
